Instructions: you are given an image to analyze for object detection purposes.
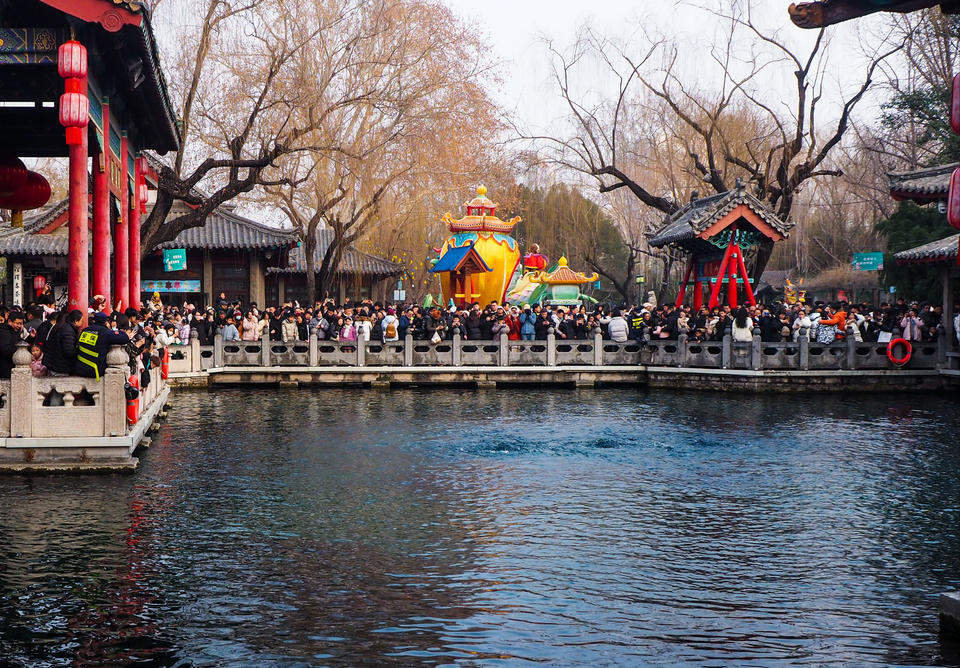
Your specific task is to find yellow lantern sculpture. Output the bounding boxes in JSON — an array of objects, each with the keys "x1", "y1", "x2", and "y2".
[{"x1": 431, "y1": 186, "x2": 521, "y2": 307}]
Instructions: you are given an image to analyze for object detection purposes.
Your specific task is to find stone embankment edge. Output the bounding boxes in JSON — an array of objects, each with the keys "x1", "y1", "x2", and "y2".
[{"x1": 166, "y1": 367, "x2": 955, "y2": 393}]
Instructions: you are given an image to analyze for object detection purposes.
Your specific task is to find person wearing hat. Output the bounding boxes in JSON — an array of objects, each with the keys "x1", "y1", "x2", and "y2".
[{"x1": 75, "y1": 311, "x2": 130, "y2": 380}]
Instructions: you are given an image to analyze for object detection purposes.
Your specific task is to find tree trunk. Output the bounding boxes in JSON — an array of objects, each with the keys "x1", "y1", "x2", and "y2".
[{"x1": 303, "y1": 232, "x2": 317, "y2": 307}]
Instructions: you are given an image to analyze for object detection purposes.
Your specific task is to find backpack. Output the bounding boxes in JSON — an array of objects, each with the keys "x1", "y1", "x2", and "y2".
[{"x1": 385, "y1": 318, "x2": 398, "y2": 339}]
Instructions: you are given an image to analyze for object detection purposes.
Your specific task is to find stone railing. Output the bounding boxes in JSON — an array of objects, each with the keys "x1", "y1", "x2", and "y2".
[
  {"x1": 5, "y1": 343, "x2": 167, "y2": 440},
  {"x1": 645, "y1": 323, "x2": 942, "y2": 371},
  {"x1": 204, "y1": 323, "x2": 946, "y2": 372}
]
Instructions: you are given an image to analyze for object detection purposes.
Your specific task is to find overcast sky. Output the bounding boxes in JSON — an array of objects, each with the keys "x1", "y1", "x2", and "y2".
[{"x1": 442, "y1": 0, "x2": 888, "y2": 135}]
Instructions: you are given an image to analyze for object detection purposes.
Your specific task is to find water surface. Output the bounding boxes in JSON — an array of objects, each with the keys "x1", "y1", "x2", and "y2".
[{"x1": 0, "y1": 388, "x2": 959, "y2": 665}]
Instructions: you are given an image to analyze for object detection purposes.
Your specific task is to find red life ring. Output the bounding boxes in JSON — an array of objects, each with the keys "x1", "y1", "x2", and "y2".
[{"x1": 886, "y1": 338, "x2": 912, "y2": 366}]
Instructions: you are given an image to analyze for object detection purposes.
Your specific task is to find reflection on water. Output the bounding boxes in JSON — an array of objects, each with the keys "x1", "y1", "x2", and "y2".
[{"x1": 0, "y1": 388, "x2": 959, "y2": 665}]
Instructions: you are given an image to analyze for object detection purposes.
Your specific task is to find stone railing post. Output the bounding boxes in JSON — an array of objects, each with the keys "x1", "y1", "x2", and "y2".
[
  {"x1": 593, "y1": 327, "x2": 603, "y2": 366},
  {"x1": 309, "y1": 331, "x2": 319, "y2": 366},
  {"x1": 213, "y1": 333, "x2": 224, "y2": 368},
  {"x1": 357, "y1": 331, "x2": 366, "y2": 367},
  {"x1": 452, "y1": 331, "x2": 462, "y2": 366},
  {"x1": 846, "y1": 323, "x2": 857, "y2": 370},
  {"x1": 260, "y1": 332, "x2": 271, "y2": 367},
  {"x1": 189, "y1": 330, "x2": 201, "y2": 372},
  {"x1": 937, "y1": 325, "x2": 947, "y2": 368},
  {"x1": 677, "y1": 332, "x2": 688, "y2": 368},
  {"x1": 499, "y1": 331, "x2": 508, "y2": 366},
  {"x1": 751, "y1": 327, "x2": 763, "y2": 371},
  {"x1": 547, "y1": 327, "x2": 556, "y2": 366},
  {"x1": 403, "y1": 333, "x2": 413, "y2": 367},
  {"x1": 799, "y1": 325, "x2": 810, "y2": 370},
  {"x1": 10, "y1": 342, "x2": 33, "y2": 438},
  {"x1": 721, "y1": 324, "x2": 732, "y2": 369},
  {"x1": 104, "y1": 345, "x2": 128, "y2": 436}
]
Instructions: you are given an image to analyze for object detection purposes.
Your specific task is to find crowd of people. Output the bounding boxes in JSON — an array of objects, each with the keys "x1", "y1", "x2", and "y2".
[{"x1": 0, "y1": 289, "x2": 956, "y2": 382}]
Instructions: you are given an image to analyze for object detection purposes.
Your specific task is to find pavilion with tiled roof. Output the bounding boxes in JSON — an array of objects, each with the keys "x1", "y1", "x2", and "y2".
[
  {"x1": 0, "y1": 199, "x2": 401, "y2": 307},
  {"x1": 889, "y1": 163, "x2": 956, "y2": 203},
  {"x1": 648, "y1": 184, "x2": 793, "y2": 309}
]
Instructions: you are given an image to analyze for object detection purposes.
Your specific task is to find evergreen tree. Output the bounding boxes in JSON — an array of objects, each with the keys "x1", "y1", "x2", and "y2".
[{"x1": 876, "y1": 201, "x2": 955, "y2": 301}]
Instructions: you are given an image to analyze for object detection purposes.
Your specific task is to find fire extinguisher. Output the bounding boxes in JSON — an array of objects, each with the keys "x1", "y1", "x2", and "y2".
[
  {"x1": 125, "y1": 375, "x2": 140, "y2": 425},
  {"x1": 161, "y1": 347, "x2": 169, "y2": 379}
]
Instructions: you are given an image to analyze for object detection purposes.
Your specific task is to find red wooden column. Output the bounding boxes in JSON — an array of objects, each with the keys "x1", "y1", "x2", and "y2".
[
  {"x1": 92, "y1": 101, "x2": 111, "y2": 306},
  {"x1": 113, "y1": 134, "x2": 130, "y2": 309},
  {"x1": 707, "y1": 240, "x2": 736, "y2": 308},
  {"x1": 735, "y1": 246, "x2": 757, "y2": 306},
  {"x1": 67, "y1": 105, "x2": 89, "y2": 322},
  {"x1": 692, "y1": 261, "x2": 703, "y2": 310},
  {"x1": 727, "y1": 244, "x2": 740, "y2": 309},
  {"x1": 128, "y1": 155, "x2": 143, "y2": 310}
]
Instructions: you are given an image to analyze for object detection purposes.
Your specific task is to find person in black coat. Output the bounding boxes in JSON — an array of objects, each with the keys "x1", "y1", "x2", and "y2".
[
  {"x1": 34, "y1": 311, "x2": 59, "y2": 348},
  {"x1": 464, "y1": 307, "x2": 483, "y2": 341},
  {"x1": 42, "y1": 309, "x2": 84, "y2": 376},
  {"x1": 0, "y1": 311, "x2": 25, "y2": 379}
]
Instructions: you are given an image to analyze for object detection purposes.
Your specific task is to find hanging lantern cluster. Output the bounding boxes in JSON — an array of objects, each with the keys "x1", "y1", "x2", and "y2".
[
  {"x1": 57, "y1": 40, "x2": 89, "y2": 146},
  {"x1": 0, "y1": 153, "x2": 51, "y2": 228}
]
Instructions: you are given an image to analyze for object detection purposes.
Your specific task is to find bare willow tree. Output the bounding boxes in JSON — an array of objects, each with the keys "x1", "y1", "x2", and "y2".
[
  {"x1": 264, "y1": 0, "x2": 501, "y2": 304},
  {"x1": 527, "y1": 1, "x2": 906, "y2": 285},
  {"x1": 143, "y1": 0, "x2": 345, "y2": 251}
]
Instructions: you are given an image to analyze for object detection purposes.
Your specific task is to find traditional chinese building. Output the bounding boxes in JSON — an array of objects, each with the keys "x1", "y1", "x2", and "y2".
[
  {"x1": 648, "y1": 184, "x2": 793, "y2": 309},
  {"x1": 889, "y1": 164, "x2": 958, "y2": 346},
  {"x1": 0, "y1": 199, "x2": 401, "y2": 306},
  {"x1": 0, "y1": 0, "x2": 181, "y2": 317}
]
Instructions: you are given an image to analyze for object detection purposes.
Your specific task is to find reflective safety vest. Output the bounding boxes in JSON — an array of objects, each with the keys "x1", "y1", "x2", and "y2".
[{"x1": 77, "y1": 327, "x2": 108, "y2": 380}]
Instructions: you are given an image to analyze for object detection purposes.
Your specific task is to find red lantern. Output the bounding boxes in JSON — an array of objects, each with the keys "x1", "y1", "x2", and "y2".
[
  {"x1": 33, "y1": 275, "x2": 46, "y2": 296},
  {"x1": 948, "y1": 168, "x2": 960, "y2": 230},
  {"x1": 59, "y1": 92, "x2": 89, "y2": 145},
  {"x1": 0, "y1": 153, "x2": 28, "y2": 198},
  {"x1": 0, "y1": 171, "x2": 51, "y2": 226},
  {"x1": 58, "y1": 40, "x2": 88, "y2": 79}
]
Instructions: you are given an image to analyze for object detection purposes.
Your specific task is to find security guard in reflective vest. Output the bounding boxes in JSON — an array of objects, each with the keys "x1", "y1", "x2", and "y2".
[{"x1": 76, "y1": 312, "x2": 130, "y2": 380}]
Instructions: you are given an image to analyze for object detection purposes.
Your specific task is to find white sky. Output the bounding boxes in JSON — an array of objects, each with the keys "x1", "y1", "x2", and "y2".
[{"x1": 442, "y1": 0, "x2": 889, "y2": 135}]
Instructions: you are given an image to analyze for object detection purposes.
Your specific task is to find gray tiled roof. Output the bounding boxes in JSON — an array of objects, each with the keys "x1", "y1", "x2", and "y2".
[
  {"x1": 888, "y1": 163, "x2": 955, "y2": 201},
  {"x1": 158, "y1": 206, "x2": 293, "y2": 250},
  {"x1": 0, "y1": 202, "x2": 76, "y2": 256},
  {"x1": 269, "y1": 229, "x2": 401, "y2": 278},
  {"x1": 648, "y1": 188, "x2": 793, "y2": 248},
  {"x1": 894, "y1": 233, "x2": 959, "y2": 263}
]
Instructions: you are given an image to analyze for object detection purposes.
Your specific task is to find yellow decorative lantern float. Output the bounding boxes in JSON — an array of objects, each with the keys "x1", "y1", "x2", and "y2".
[{"x1": 431, "y1": 186, "x2": 521, "y2": 307}]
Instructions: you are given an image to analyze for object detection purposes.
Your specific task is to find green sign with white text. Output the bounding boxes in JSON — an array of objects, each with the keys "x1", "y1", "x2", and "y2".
[
  {"x1": 163, "y1": 249, "x2": 187, "y2": 272},
  {"x1": 852, "y1": 252, "x2": 884, "y2": 271}
]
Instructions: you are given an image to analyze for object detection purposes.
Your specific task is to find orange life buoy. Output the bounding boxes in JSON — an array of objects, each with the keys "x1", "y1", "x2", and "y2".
[
  {"x1": 161, "y1": 347, "x2": 169, "y2": 379},
  {"x1": 886, "y1": 338, "x2": 912, "y2": 366}
]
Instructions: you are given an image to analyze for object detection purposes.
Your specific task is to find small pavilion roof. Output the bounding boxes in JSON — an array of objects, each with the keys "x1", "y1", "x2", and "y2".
[
  {"x1": 430, "y1": 242, "x2": 491, "y2": 274},
  {"x1": 888, "y1": 163, "x2": 955, "y2": 202},
  {"x1": 894, "y1": 233, "x2": 959, "y2": 264},
  {"x1": 648, "y1": 187, "x2": 792, "y2": 249}
]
